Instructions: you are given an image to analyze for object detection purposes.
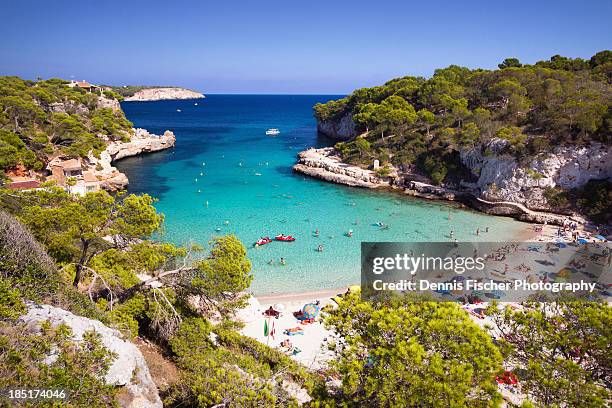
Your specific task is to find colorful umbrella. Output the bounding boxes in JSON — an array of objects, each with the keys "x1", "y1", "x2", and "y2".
[{"x1": 302, "y1": 303, "x2": 320, "y2": 319}]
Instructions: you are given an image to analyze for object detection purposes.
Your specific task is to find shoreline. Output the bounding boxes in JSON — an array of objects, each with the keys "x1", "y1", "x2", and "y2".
[{"x1": 293, "y1": 147, "x2": 590, "y2": 228}]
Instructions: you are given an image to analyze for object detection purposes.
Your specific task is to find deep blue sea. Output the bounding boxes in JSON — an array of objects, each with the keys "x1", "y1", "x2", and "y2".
[{"x1": 118, "y1": 95, "x2": 527, "y2": 295}]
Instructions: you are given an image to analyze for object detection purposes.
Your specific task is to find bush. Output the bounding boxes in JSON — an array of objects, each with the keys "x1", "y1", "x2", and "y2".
[{"x1": 0, "y1": 322, "x2": 118, "y2": 407}]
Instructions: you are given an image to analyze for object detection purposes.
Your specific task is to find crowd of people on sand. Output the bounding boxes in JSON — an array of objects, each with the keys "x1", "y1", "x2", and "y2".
[{"x1": 260, "y1": 301, "x2": 327, "y2": 358}]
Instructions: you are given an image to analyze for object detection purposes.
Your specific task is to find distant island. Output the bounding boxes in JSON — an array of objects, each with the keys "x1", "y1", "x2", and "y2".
[{"x1": 106, "y1": 85, "x2": 205, "y2": 101}]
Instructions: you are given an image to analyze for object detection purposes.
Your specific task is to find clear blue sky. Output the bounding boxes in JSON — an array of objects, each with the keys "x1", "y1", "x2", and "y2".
[{"x1": 1, "y1": 0, "x2": 610, "y2": 94}]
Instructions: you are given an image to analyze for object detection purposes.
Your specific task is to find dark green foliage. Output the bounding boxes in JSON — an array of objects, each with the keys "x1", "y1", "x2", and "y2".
[
  {"x1": 488, "y1": 302, "x2": 611, "y2": 407},
  {"x1": 165, "y1": 317, "x2": 311, "y2": 407},
  {"x1": 0, "y1": 76, "x2": 133, "y2": 170},
  {"x1": 315, "y1": 51, "x2": 611, "y2": 184},
  {"x1": 325, "y1": 293, "x2": 504, "y2": 407},
  {"x1": 571, "y1": 180, "x2": 612, "y2": 224}
]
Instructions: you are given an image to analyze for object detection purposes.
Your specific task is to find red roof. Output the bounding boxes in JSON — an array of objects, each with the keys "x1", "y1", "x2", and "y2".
[
  {"x1": 76, "y1": 81, "x2": 95, "y2": 88},
  {"x1": 5, "y1": 180, "x2": 41, "y2": 190}
]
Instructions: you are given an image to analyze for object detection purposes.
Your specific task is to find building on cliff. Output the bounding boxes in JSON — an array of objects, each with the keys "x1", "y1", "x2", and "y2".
[{"x1": 47, "y1": 157, "x2": 100, "y2": 195}]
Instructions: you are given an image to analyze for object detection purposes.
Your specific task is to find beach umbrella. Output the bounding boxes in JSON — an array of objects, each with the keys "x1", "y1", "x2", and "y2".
[
  {"x1": 595, "y1": 235, "x2": 606, "y2": 241},
  {"x1": 302, "y1": 303, "x2": 320, "y2": 319}
]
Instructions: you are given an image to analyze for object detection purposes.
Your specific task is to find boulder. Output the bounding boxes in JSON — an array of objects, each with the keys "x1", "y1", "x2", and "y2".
[{"x1": 19, "y1": 304, "x2": 162, "y2": 408}]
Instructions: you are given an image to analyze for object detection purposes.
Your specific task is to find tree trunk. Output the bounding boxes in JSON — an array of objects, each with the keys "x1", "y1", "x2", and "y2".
[{"x1": 73, "y1": 240, "x2": 90, "y2": 287}]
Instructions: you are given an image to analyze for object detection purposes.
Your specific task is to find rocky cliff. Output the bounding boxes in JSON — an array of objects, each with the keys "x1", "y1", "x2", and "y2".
[
  {"x1": 124, "y1": 88, "x2": 204, "y2": 101},
  {"x1": 316, "y1": 112, "x2": 357, "y2": 140},
  {"x1": 88, "y1": 128, "x2": 176, "y2": 190},
  {"x1": 20, "y1": 304, "x2": 162, "y2": 408},
  {"x1": 460, "y1": 140, "x2": 612, "y2": 210}
]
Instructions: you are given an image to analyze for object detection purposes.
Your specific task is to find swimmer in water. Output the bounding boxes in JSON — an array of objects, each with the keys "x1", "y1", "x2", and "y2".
[
  {"x1": 347, "y1": 230, "x2": 353, "y2": 237},
  {"x1": 317, "y1": 244, "x2": 324, "y2": 252},
  {"x1": 268, "y1": 259, "x2": 274, "y2": 265},
  {"x1": 280, "y1": 257, "x2": 286, "y2": 265},
  {"x1": 314, "y1": 229, "x2": 320, "y2": 237}
]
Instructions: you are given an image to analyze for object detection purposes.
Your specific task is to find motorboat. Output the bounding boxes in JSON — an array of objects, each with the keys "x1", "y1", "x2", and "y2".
[
  {"x1": 266, "y1": 128, "x2": 280, "y2": 136},
  {"x1": 255, "y1": 237, "x2": 272, "y2": 246},
  {"x1": 275, "y1": 234, "x2": 295, "y2": 242}
]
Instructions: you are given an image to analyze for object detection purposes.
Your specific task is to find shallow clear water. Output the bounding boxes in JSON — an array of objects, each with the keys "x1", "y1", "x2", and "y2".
[{"x1": 118, "y1": 95, "x2": 527, "y2": 295}]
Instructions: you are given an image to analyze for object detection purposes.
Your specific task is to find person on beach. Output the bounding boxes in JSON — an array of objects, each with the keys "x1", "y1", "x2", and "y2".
[
  {"x1": 476, "y1": 227, "x2": 480, "y2": 236},
  {"x1": 485, "y1": 226, "x2": 489, "y2": 233},
  {"x1": 450, "y1": 230, "x2": 455, "y2": 239}
]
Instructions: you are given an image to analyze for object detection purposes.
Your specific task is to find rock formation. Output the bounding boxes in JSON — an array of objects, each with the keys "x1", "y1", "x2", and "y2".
[
  {"x1": 293, "y1": 147, "x2": 389, "y2": 188},
  {"x1": 124, "y1": 88, "x2": 204, "y2": 101},
  {"x1": 88, "y1": 128, "x2": 176, "y2": 190},
  {"x1": 316, "y1": 112, "x2": 357, "y2": 140},
  {"x1": 19, "y1": 304, "x2": 162, "y2": 408},
  {"x1": 460, "y1": 140, "x2": 612, "y2": 209}
]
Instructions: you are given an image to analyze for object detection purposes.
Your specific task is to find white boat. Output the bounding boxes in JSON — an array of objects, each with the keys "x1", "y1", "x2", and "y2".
[
  {"x1": 265, "y1": 128, "x2": 280, "y2": 136},
  {"x1": 177, "y1": 109, "x2": 182, "y2": 112},
  {"x1": 194, "y1": 102, "x2": 198, "y2": 106}
]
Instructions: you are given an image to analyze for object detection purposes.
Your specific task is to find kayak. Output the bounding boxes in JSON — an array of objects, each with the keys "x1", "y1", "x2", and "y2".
[
  {"x1": 275, "y1": 234, "x2": 295, "y2": 242},
  {"x1": 255, "y1": 237, "x2": 272, "y2": 246}
]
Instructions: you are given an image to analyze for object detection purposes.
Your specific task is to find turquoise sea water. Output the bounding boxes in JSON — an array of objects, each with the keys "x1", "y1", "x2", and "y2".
[{"x1": 117, "y1": 95, "x2": 528, "y2": 295}]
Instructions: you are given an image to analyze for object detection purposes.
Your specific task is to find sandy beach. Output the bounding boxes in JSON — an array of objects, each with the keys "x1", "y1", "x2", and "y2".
[
  {"x1": 240, "y1": 220, "x2": 609, "y2": 371},
  {"x1": 241, "y1": 288, "x2": 344, "y2": 370}
]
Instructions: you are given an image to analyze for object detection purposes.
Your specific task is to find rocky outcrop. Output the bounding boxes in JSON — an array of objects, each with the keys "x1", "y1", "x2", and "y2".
[
  {"x1": 316, "y1": 112, "x2": 357, "y2": 140},
  {"x1": 97, "y1": 95, "x2": 122, "y2": 111},
  {"x1": 124, "y1": 88, "x2": 204, "y2": 101},
  {"x1": 460, "y1": 140, "x2": 612, "y2": 209},
  {"x1": 19, "y1": 304, "x2": 162, "y2": 408},
  {"x1": 293, "y1": 147, "x2": 389, "y2": 188},
  {"x1": 295, "y1": 146, "x2": 590, "y2": 226},
  {"x1": 89, "y1": 128, "x2": 176, "y2": 190}
]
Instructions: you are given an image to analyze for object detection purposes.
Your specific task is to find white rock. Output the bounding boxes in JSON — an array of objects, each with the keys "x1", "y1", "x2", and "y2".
[
  {"x1": 19, "y1": 304, "x2": 162, "y2": 408},
  {"x1": 460, "y1": 141, "x2": 612, "y2": 208},
  {"x1": 124, "y1": 88, "x2": 204, "y2": 101}
]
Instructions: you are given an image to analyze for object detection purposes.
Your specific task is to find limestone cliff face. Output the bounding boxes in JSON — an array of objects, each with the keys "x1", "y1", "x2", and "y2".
[
  {"x1": 20, "y1": 304, "x2": 162, "y2": 408},
  {"x1": 460, "y1": 140, "x2": 612, "y2": 209},
  {"x1": 124, "y1": 88, "x2": 204, "y2": 101},
  {"x1": 316, "y1": 112, "x2": 357, "y2": 140},
  {"x1": 89, "y1": 128, "x2": 176, "y2": 190}
]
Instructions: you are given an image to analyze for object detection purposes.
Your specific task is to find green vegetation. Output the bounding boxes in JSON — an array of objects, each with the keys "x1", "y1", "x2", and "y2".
[
  {"x1": 488, "y1": 301, "x2": 611, "y2": 407},
  {"x1": 325, "y1": 293, "x2": 504, "y2": 406},
  {"x1": 0, "y1": 76, "x2": 133, "y2": 174},
  {"x1": 0, "y1": 187, "x2": 315, "y2": 406},
  {"x1": 314, "y1": 51, "x2": 611, "y2": 185}
]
